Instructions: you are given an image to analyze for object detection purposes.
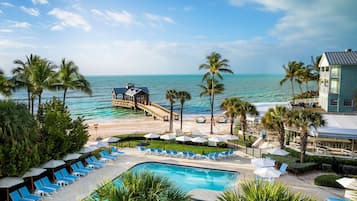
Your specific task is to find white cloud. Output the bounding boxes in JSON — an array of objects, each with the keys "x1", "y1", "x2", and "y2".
[
  {"x1": 0, "y1": 2, "x2": 14, "y2": 7},
  {"x1": 0, "y1": 39, "x2": 32, "y2": 48},
  {"x1": 144, "y1": 13, "x2": 175, "y2": 28},
  {"x1": 0, "y1": 28, "x2": 12, "y2": 32},
  {"x1": 12, "y1": 22, "x2": 31, "y2": 29},
  {"x1": 20, "y1": 6, "x2": 40, "y2": 16},
  {"x1": 31, "y1": 0, "x2": 48, "y2": 5},
  {"x1": 91, "y1": 9, "x2": 135, "y2": 26},
  {"x1": 183, "y1": 6, "x2": 193, "y2": 12},
  {"x1": 48, "y1": 8, "x2": 91, "y2": 31}
]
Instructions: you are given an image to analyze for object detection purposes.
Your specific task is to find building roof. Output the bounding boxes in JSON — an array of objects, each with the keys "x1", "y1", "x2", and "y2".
[
  {"x1": 313, "y1": 114, "x2": 357, "y2": 140},
  {"x1": 323, "y1": 51, "x2": 357, "y2": 65},
  {"x1": 113, "y1": 87, "x2": 149, "y2": 96}
]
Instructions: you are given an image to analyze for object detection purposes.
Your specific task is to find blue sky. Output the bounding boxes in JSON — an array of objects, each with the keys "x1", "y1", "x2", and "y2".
[{"x1": 0, "y1": 0, "x2": 357, "y2": 75}]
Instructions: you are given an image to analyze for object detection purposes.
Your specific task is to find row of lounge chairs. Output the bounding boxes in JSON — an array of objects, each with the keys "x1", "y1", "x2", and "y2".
[{"x1": 138, "y1": 146, "x2": 235, "y2": 160}]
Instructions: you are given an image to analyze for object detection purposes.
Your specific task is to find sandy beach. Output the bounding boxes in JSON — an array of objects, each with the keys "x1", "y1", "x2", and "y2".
[{"x1": 86, "y1": 115, "x2": 231, "y2": 141}]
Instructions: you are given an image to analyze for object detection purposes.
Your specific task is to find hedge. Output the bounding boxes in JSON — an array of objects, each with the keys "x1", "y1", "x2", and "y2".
[{"x1": 314, "y1": 174, "x2": 343, "y2": 189}]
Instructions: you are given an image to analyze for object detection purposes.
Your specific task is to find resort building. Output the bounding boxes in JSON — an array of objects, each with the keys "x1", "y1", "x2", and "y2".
[
  {"x1": 112, "y1": 83, "x2": 150, "y2": 105},
  {"x1": 318, "y1": 49, "x2": 357, "y2": 112}
]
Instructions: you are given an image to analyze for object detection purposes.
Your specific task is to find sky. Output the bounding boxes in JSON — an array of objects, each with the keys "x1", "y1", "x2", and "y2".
[{"x1": 0, "y1": 0, "x2": 357, "y2": 75}]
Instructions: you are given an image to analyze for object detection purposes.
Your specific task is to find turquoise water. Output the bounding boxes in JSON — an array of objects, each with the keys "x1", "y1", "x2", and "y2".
[
  {"x1": 7, "y1": 74, "x2": 313, "y2": 121},
  {"x1": 115, "y1": 162, "x2": 239, "y2": 192}
]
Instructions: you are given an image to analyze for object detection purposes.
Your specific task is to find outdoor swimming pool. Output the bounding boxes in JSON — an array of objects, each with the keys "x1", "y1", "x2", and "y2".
[{"x1": 116, "y1": 162, "x2": 239, "y2": 192}]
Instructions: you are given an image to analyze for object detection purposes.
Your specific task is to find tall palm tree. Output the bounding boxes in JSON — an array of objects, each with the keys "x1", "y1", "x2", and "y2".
[
  {"x1": 56, "y1": 58, "x2": 92, "y2": 105},
  {"x1": 176, "y1": 91, "x2": 191, "y2": 131},
  {"x1": 280, "y1": 61, "x2": 304, "y2": 99},
  {"x1": 261, "y1": 106, "x2": 288, "y2": 149},
  {"x1": 220, "y1": 97, "x2": 240, "y2": 135},
  {"x1": 311, "y1": 55, "x2": 322, "y2": 86},
  {"x1": 29, "y1": 58, "x2": 56, "y2": 113},
  {"x1": 297, "y1": 66, "x2": 314, "y2": 92},
  {"x1": 199, "y1": 52, "x2": 233, "y2": 134},
  {"x1": 198, "y1": 78, "x2": 225, "y2": 97},
  {"x1": 236, "y1": 100, "x2": 258, "y2": 141},
  {"x1": 0, "y1": 69, "x2": 11, "y2": 97},
  {"x1": 286, "y1": 109, "x2": 325, "y2": 163},
  {"x1": 166, "y1": 89, "x2": 177, "y2": 132}
]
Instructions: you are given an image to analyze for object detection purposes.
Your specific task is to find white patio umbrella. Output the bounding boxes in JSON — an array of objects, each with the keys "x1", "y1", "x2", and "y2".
[
  {"x1": 0, "y1": 177, "x2": 24, "y2": 201},
  {"x1": 208, "y1": 137, "x2": 225, "y2": 143},
  {"x1": 160, "y1": 133, "x2": 176, "y2": 140},
  {"x1": 95, "y1": 141, "x2": 109, "y2": 148},
  {"x1": 254, "y1": 167, "x2": 281, "y2": 178},
  {"x1": 22, "y1": 168, "x2": 47, "y2": 192},
  {"x1": 221, "y1": 135, "x2": 238, "y2": 141},
  {"x1": 79, "y1": 146, "x2": 95, "y2": 154},
  {"x1": 251, "y1": 158, "x2": 275, "y2": 167},
  {"x1": 144, "y1": 133, "x2": 160, "y2": 139},
  {"x1": 63, "y1": 153, "x2": 82, "y2": 161},
  {"x1": 101, "y1": 137, "x2": 120, "y2": 143},
  {"x1": 41, "y1": 160, "x2": 65, "y2": 169},
  {"x1": 176, "y1": 136, "x2": 192, "y2": 142},
  {"x1": 267, "y1": 148, "x2": 289, "y2": 156},
  {"x1": 337, "y1": 178, "x2": 357, "y2": 190},
  {"x1": 191, "y1": 137, "x2": 208, "y2": 143}
]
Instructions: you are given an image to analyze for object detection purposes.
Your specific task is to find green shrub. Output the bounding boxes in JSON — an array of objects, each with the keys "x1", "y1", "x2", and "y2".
[{"x1": 314, "y1": 174, "x2": 343, "y2": 189}]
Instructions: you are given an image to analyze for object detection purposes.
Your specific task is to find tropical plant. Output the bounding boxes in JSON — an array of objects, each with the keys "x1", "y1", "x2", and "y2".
[
  {"x1": 236, "y1": 100, "x2": 258, "y2": 141},
  {"x1": 199, "y1": 52, "x2": 233, "y2": 134},
  {"x1": 220, "y1": 97, "x2": 240, "y2": 135},
  {"x1": 280, "y1": 61, "x2": 304, "y2": 99},
  {"x1": 198, "y1": 78, "x2": 225, "y2": 97},
  {"x1": 218, "y1": 179, "x2": 316, "y2": 201},
  {"x1": 296, "y1": 67, "x2": 314, "y2": 92},
  {"x1": 166, "y1": 89, "x2": 177, "y2": 132},
  {"x1": 286, "y1": 109, "x2": 325, "y2": 163},
  {"x1": 176, "y1": 90, "x2": 191, "y2": 131},
  {"x1": 56, "y1": 58, "x2": 92, "y2": 105},
  {"x1": 261, "y1": 106, "x2": 289, "y2": 149},
  {"x1": 0, "y1": 69, "x2": 11, "y2": 97},
  {"x1": 96, "y1": 171, "x2": 191, "y2": 201},
  {"x1": 310, "y1": 55, "x2": 322, "y2": 85}
]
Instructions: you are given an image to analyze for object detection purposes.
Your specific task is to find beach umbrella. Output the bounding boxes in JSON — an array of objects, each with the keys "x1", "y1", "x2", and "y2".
[
  {"x1": 191, "y1": 137, "x2": 208, "y2": 143},
  {"x1": 176, "y1": 136, "x2": 192, "y2": 142},
  {"x1": 337, "y1": 178, "x2": 357, "y2": 190},
  {"x1": 208, "y1": 137, "x2": 225, "y2": 143},
  {"x1": 79, "y1": 146, "x2": 95, "y2": 154},
  {"x1": 22, "y1": 168, "x2": 47, "y2": 192},
  {"x1": 267, "y1": 148, "x2": 289, "y2": 156},
  {"x1": 191, "y1": 130, "x2": 204, "y2": 137},
  {"x1": 101, "y1": 137, "x2": 120, "y2": 143},
  {"x1": 160, "y1": 133, "x2": 176, "y2": 140},
  {"x1": 254, "y1": 167, "x2": 281, "y2": 178},
  {"x1": 144, "y1": 133, "x2": 160, "y2": 139},
  {"x1": 0, "y1": 177, "x2": 24, "y2": 201},
  {"x1": 251, "y1": 158, "x2": 275, "y2": 168},
  {"x1": 221, "y1": 135, "x2": 238, "y2": 141},
  {"x1": 63, "y1": 153, "x2": 82, "y2": 161}
]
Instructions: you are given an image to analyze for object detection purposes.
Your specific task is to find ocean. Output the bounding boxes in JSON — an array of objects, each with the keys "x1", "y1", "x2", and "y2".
[{"x1": 7, "y1": 74, "x2": 312, "y2": 122}]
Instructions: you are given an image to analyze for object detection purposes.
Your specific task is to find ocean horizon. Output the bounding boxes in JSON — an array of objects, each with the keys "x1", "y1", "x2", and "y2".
[{"x1": 7, "y1": 74, "x2": 315, "y2": 122}]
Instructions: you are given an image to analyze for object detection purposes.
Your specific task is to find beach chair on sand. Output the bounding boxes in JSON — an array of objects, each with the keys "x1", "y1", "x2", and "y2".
[
  {"x1": 19, "y1": 186, "x2": 42, "y2": 201},
  {"x1": 10, "y1": 191, "x2": 30, "y2": 201},
  {"x1": 40, "y1": 177, "x2": 61, "y2": 190},
  {"x1": 279, "y1": 163, "x2": 288, "y2": 175}
]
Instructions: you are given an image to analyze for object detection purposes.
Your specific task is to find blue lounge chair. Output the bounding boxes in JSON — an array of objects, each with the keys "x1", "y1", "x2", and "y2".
[
  {"x1": 111, "y1": 146, "x2": 125, "y2": 155},
  {"x1": 85, "y1": 157, "x2": 104, "y2": 168},
  {"x1": 156, "y1": 148, "x2": 164, "y2": 155},
  {"x1": 164, "y1": 150, "x2": 172, "y2": 156},
  {"x1": 19, "y1": 186, "x2": 42, "y2": 201},
  {"x1": 103, "y1": 150, "x2": 119, "y2": 159},
  {"x1": 100, "y1": 151, "x2": 116, "y2": 160},
  {"x1": 34, "y1": 180, "x2": 56, "y2": 195},
  {"x1": 90, "y1": 156, "x2": 106, "y2": 165},
  {"x1": 171, "y1": 150, "x2": 179, "y2": 157},
  {"x1": 76, "y1": 161, "x2": 93, "y2": 172},
  {"x1": 40, "y1": 177, "x2": 61, "y2": 190},
  {"x1": 279, "y1": 163, "x2": 288, "y2": 175},
  {"x1": 188, "y1": 152, "x2": 196, "y2": 159},
  {"x1": 182, "y1": 151, "x2": 189, "y2": 158},
  {"x1": 71, "y1": 164, "x2": 89, "y2": 176},
  {"x1": 325, "y1": 197, "x2": 349, "y2": 201},
  {"x1": 54, "y1": 171, "x2": 74, "y2": 185},
  {"x1": 60, "y1": 168, "x2": 80, "y2": 180},
  {"x1": 10, "y1": 191, "x2": 29, "y2": 201},
  {"x1": 138, "y1": 146, "x2": 147, "y2": 152}
]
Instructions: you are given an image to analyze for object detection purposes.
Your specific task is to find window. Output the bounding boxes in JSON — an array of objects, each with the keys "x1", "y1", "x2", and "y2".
[
  {"x1": 344, "y1": 99, "x2": 353, "y2": 107},
  {"x1": 325, "y1": 67, "x2": 329, "y2": 72},
  {"x1": 330, "y1": 79, "x2": 339, "y2": 94},
  {"x1": 321, "y1": 67, "x2": 325, "y2": 72},
  {"x1": 330, "y1": 99, "x2": 338, "y2": 106},
  {"x1": 331, "y1": 67, "x2": 339, "y2": 78}
]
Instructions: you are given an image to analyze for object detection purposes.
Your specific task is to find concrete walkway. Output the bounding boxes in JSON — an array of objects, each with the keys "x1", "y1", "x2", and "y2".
[{"x1": 42, "y1": 148, "x2": 344, "y2": 201}]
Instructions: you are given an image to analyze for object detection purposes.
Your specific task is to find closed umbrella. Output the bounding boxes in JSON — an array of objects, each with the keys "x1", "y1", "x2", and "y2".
[
  {"x1": 267, "y1": 148, "x2": 289, "y2": 156},
  {"x1": 251, "y1": 158, "x2": 275, "y2": 168},
  {"x1": 101, "y1": 137, "x2": 120, "y2": 143},
  {"x1": 144, "y1": 133, "x2": 160, "y2": 139},
  {"x1": 222, "y1": 135, "x2": 238, "y2": 141},
  {"x1": 160, "y1": 133, "x2": 176, "y2": 140},
  {"x1": 176, "y1": 136, "x2": 192, "y2": 142},
  {"x1": 63, "y1": 153, "x2": 82, "y2": 161},
  {"x1": 22, "y1": 168, "x2": 47, "y2": 192},
  {"x1": 0, "y1": 177, "x2": 24, "y2": 201},
  {"x1": 254, "y1": 167, "x2": 281, "y2": 178},
  {"x1": 191, "y1": 137, "x2": 208, "y2": 143},
  {"x1": 208, "y1": 137, "x2": 225, "y2": 143}
]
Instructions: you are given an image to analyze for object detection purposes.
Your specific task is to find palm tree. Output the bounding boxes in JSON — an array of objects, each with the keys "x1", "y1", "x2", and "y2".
[
  {"x1": 297, "y1": 66, "x2": 314, "y2": 92},
  {"x1": 198, "y1": 78, "x2": 225, "y2": 97},
  {"x1": 199, "y1": 52, "x2": 233, "y2": 134},
  {"x1": 166, "y1": 89, "x2": 177, "y2": 132},
  {"x1": 96, "y1": 171, "x2": 191, "y2": 201},
  {"x1": 0, "y1": 69, "x2": 11, "y2": 97},
  {"x1": 286, "y1": 109, "x2": 325, "y2": 163},
  {"x1": 280, "y1": 61, "x2": 304, "y2": 99},
  {"x1": 220, "y1": 97, "x2": 240, "y2": 135},
  {"x1": 176, "y1": 91, "x2": 191, "y2": 131},
  {"x1": 236, "y1": 100, "x2": 258, "y2": 141},
  {"x1": 261, "y1": 106, "x2": 288, "y2": 149},
  {"x1": 29, "y1": 58, "x2": 56, "y2": 113},
  {"x1": 56, "y1": 58, "x2": 92, "y2": 106}
]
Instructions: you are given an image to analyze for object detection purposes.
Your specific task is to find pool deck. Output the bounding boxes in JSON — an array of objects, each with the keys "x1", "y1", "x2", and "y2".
[{"x1": 42, "y1": 148, "x2": 344, "y2": 201}]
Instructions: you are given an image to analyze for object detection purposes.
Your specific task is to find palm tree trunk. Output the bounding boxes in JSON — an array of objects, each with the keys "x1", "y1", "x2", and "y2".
[
  {"x1": 63, "y1": 88, "x2": 67, "y2": 106},
  {"x1": 241, "y1": 119, "x2": 246, "y2": 141},
  {"x1": 38, "y1": 93, "x2": 42, "y2": 113},
  {"x1": 210, "y1": 74, "x2": 215, "y2": 134},
  {"x1": 27, "y1": 88, "x2": 31, "y2": 111},
  {"x1": 31, "y1": 96, "x2": 34, "y2": 115},
  {"x1": 180, "y1": 104, "x2": 183, "y2": 130},
  {"x1": 300, "y1": 130, "x2": 308, "y2": 163},
  {"x1": 230, "y1": 117, "x2": 234, "y2": 135},
  {"x1": 290, "y1": 79, "x2": 295, "y2": 99},
  {"x1": 169, "y1": 101, "x2": 173, "y2": 132},
  {"x1": 279, "y1": 129, "x2": 285, "y2": 149}
]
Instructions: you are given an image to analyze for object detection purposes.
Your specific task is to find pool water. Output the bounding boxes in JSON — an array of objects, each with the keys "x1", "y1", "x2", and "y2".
[{"x1": 115, "y1": 162, "x2": 239, "y2": 192}]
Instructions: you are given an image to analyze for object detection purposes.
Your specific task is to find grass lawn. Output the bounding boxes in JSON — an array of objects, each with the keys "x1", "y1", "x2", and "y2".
[{"x1": 117, "y1": 139, "x2": 230, "y2": 155}]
